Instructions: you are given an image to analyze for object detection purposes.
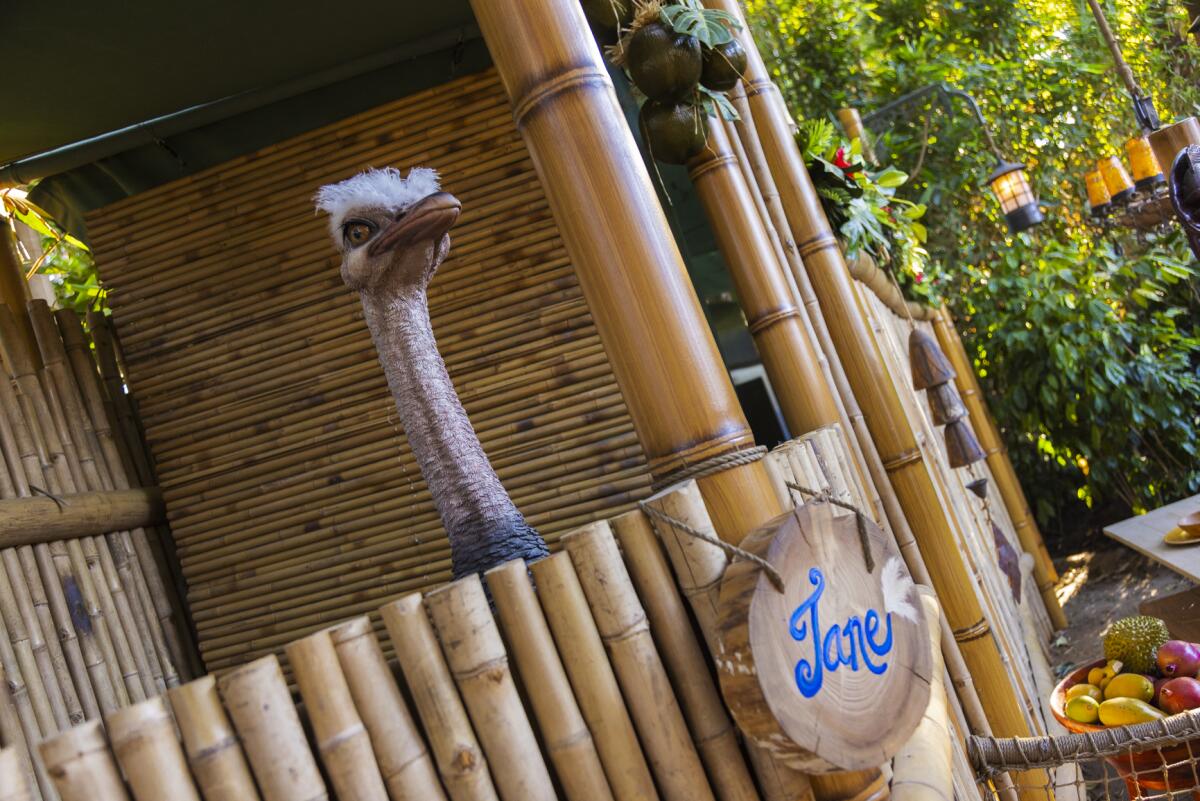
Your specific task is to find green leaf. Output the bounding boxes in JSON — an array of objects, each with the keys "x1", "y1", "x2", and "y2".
[{"x1": 660, "y1": 3, "x2": 740, "y2": 47}]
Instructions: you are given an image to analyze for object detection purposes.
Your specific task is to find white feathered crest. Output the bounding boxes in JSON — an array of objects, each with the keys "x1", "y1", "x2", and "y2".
[
  {"x1": 314, "y1": 167, "x2": 441, "y2": 238},
  {"x1": 881, "y1": 556, "x2": 918, "y2": 623}
]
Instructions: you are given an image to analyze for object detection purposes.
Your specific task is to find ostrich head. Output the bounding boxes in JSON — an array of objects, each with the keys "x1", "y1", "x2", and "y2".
[{"x1": 314, "y1": 167, "x2": 461, "y2": 292}]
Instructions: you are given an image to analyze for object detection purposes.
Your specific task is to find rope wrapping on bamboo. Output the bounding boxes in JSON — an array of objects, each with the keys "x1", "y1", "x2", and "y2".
[
  {"x1": 649, "y1": 445, "x2": 767, "y2": 491},
  {"x1": 784, "y1": 481, "x2": 875, "y2": 573},
  {"x1": 968, "y1": 710, "x2": 1200, "y2": 774},
  {"x1": 638, "y1": 502, "x2": 785, "y2": 592}
]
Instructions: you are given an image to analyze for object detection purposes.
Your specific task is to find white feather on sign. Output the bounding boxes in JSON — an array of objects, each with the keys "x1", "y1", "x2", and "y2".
[
  {"x1": 881, "y1": 556, "x2": 918, "y2": 623},
  {"x1": 314, "y1": 166, "x2": 441, "y2": 236}
]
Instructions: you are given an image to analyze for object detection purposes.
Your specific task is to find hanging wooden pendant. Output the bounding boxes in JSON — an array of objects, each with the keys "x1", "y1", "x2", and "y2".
[
  {"x1": 944, "y1": 419, "x2": 986, "y2": 468},
  {"x1": 993, "y1": 522, "x2": 1022, "y2": 603},
  {"x1": 908, "y1": 328, "x2": 956, "y2": 390},
  {"x1": 966, "y1": 477, "x2": 990, "y2": 500},
  {"x1": 927, "y1": 382, "x2": 967, "y2": 426}
]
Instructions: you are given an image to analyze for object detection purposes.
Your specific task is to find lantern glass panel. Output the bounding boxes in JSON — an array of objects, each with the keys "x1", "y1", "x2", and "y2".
[{"x1": 991, "y1": 168, "x2": 1035, "y2": 214}]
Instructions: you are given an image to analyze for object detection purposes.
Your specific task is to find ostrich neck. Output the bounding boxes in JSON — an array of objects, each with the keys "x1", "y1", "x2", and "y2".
[{"x1": 360, "y1": 287, "x2": 522, "y2": 543}]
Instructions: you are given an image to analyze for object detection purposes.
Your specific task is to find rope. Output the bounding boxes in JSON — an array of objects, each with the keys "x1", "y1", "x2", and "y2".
[
  {"x1": 651, "y1": 446, "x2": 768, "y2": 491},
  {"x1": 785, "y1": 481, "x2": 875, "y2": 573},
  {"x1": 639, "y1": 503, "x2": 786, "y2": 593},
  {"x1": 29, "y1": 484, "x2": 68, "y2": 511}
]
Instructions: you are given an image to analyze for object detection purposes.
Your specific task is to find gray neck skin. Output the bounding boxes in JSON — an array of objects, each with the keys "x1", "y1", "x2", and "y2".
[{"x1": 359, "y1": 281, "x2": 547, "y2": 578}]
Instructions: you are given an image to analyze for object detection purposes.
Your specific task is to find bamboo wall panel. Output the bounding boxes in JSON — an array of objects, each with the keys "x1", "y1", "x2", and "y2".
[{"x1": 83, "y1": 68, "x2": 652, "y2": 672}]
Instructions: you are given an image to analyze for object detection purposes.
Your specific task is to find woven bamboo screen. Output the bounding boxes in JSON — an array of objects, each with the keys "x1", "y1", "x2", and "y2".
[{"x1": 82, "y1": 68, "x2": 652, "y2": 673}]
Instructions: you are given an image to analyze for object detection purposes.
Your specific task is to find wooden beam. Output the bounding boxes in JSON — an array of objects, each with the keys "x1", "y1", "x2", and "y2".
[{"x1": 0, "y1": 488, "x2": 164, "y2": 547}]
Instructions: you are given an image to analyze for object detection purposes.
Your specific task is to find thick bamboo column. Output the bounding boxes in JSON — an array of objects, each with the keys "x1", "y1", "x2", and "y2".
[
  {"x1": 0, "y1": 226, "x2": 35, "y2": 369},
  {"x1": 468, "y1": 0, "x2": 784, "y2": 544},
  {"x1": 0, "y1": 744, "x2": 32, "y2": 801},
  {"x1": 106, "y1": 696, "x2": 201, "y2": 801},
  {"x1": 687, "y1": 123, "x2": 840, "y2": 436},
  {"x1": 39, "y1": 720, "x2": 129, "y2": 801},
  {"x1": 931, "y1": 308, "x2": 1066, "y2": 630},
  {"x1": 168, "y1": 676, "x2": 260, "y2": 801},
  {"x1": 0, "y1": 489, "x2": 164, "y2": 546},
  {"x1": 709, "y1": 0, "x2": 1045, "y2": 769}
]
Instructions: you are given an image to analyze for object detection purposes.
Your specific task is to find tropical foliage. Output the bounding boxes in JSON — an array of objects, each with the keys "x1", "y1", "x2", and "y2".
[{"x1": 745, "y1": 0, "x2": 1200, "y2": 524}]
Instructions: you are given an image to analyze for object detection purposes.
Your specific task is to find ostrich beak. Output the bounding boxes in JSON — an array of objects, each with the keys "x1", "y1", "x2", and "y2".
[{"x1": 368, "y1": 192, "x2": 461, "y2": 256}]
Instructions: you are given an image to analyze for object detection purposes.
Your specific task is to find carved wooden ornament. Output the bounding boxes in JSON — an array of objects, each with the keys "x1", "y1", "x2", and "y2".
[{"x1": 716, "y1": 502, "x2": 932, "y2": 772}]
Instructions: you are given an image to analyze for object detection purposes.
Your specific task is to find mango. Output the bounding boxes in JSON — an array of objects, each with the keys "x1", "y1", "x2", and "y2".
[
  {"x1": 1088, "y1": 661, "x2": 1123, "y2": 691},
  {"x1": 1087, "y1": 667, "x2": 1106, "y2": 686},
  {"x1": 1065, "y1": 695, "x2": 1101, "y2": 724},
  {"x1": 1098, "y1": 697, "x2": 1166, "y2": 726},
  {"x1": 1104, "y1": 673, "x2": 1155, "y2": 702},
  {"x1": 1066, "y1": 683, "x2": 1103, "y2": 702}
]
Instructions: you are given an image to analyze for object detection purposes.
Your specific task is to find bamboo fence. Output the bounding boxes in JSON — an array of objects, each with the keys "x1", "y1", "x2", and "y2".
[
  {"x1": 82, "y1": 68, "x2": 654, "y2": 673},
  {"x1": 0, "y1": 301, "x2": 195, "y2": 801}
]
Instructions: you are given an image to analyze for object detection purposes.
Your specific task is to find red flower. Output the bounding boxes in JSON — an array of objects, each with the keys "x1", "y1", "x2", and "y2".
[
  {"x1": 914, "y1": 271, "x2": 925, "y2": 284},
  {"x1": 833, "y1": 147, "x2": 859, "y2": 176}
]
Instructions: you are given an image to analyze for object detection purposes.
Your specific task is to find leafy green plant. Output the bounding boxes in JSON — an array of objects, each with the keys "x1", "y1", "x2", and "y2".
[{"x1": 660, "y1": 1, "x2": 741, "y2": 46}]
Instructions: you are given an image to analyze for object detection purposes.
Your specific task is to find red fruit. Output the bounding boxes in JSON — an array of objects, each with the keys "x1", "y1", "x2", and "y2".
[
  {"x1": 1157, "y1": 640, "x2": 1200, "y2": 678},
  {"x1": 1159, "y1": 677, "x2": 1200, "y2": 714},
  {"x1": 1154, "y1": 677, "x2": 1170, "y2": 706}
]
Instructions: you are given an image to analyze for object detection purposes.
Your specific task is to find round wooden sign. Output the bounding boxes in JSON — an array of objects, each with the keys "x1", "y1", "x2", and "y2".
[{"x1": 716, "y1": 501, "x2": 931, "y2": 773}]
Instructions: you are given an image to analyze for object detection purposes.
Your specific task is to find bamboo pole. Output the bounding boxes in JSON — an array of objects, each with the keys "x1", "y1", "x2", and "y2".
[
  {"x1": 527, "y1": 553, "x2": 659, "y2": 801},
  {"x1": 168, "y1": 676, "x2": 260, "y2": 801},
  {"x1": 106, "y1": 696, "x2": 201, "y2": 801},
  {"x1": 468, "y1": 0, "x2": 783, "y2": 544},
  {"x1": 710, "y1": 0, "x2": 1045, "y2": 770},
  {"x1": 0, "y1": 490, "x2": 163, "y2": 548},
  {"x1": 931, "y1": 308, "x2": 1064, "y2": 630},
  {"x1": 892, "y1": 589, "x2": 952, "y2": 801},
  {"x1": 425, "y1": 575, "x2": 557, "y2": 801},
  {"x1": 286, "y1": 629, "x2": 389, "y2": 801},
  {"x1": 39, "y1": 720, "x2": 128, "y2": 801},
  {"x1": 379, "y1": 593, "x2": 499, "y2": 801},
  {"x1": 329, "y1": 616, "x2": 446, "y2": 801},
  {"x1": 0, "y1": 228, "x2": 36, "y2": 370},
  {"x1": 484, "y1": 559, "x2": 615, "y2": 801},
  {"x1": 0, "y1": 662, "x2": 42, "y2": 801},
  {"x1": 0, "y1": 745, "x2": 33, "y2": 801},
  {"x1": 218, "y1": 654, "x2": 329, "y2": 801},
  {"x1": 609, "y1": 510, "x2": 762, "y2": 801},
  {"x1": 563, "y1": 521, "x2": 717, "y2": 801}
]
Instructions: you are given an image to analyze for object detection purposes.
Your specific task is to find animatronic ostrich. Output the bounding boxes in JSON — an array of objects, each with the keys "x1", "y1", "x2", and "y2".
[{"x1": 315, "y1": 167, "x2": 549, "y2": 578}]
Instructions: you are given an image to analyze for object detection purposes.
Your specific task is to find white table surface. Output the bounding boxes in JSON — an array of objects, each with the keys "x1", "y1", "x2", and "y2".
[{"x1": 1103, "y1": 494, "x2": 1200, "y2": 582}]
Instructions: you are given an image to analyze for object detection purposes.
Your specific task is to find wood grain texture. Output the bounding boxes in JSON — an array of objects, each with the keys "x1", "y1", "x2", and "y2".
[{"x1": 0, "y1": 490, "x2": 163, "y2": 547}]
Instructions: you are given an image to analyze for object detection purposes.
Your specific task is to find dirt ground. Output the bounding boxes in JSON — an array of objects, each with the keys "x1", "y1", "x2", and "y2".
[{"x1": 1050, "y1": 543, "x2": 1194, "y2": 675}]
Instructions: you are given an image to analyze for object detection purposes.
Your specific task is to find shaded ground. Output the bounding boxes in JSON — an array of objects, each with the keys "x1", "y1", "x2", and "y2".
[{"x1": 1050, "y1": 542, "x2": 1194, "y2": 675}]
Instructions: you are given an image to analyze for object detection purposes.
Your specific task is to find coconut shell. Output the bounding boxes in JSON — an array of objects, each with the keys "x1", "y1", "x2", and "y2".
[
  {"x1": 927, "y1": 381, "x2": 967, "y2": 426},
  {"x1": 909, "y1": 328, "x2": 956, "y2": 390},
  {"x1": 581, "y1": 0, "x2": 634, "y2": 31},
  {"x1": 626, "y1": 22, "x2": 702, "y2": 103},
  {"x1": 944, "y1": 419, "x2": 986, "y2": 468},
  {"x1": 639, "y1": 101, "x2": 707, "y2": 165},
  {"x1": 701, "y1": 39, "x2": 747, "y2": 92}
]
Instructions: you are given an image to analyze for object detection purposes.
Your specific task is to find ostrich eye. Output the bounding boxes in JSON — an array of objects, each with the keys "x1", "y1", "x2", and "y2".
[{"x1": 342, "y1": 220, "x2": 376, "y2": 248}]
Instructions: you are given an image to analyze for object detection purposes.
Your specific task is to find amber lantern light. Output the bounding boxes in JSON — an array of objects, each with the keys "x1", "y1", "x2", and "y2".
[
  {"x1": 987, "y1": 160, "x2": 1044, "y2": 232},
  {"x1": 1097, "y1": 154, "x2": 1136, "y2": 204},
  {"x1": 1125, "y1": 135, "x2": 1165, "y2": 192},
  {"x1": 1085, "y1": 168, "x2": 1112, "y2": 217}
]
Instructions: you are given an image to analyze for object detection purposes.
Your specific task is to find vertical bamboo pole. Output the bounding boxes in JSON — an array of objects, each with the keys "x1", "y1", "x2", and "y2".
[
  {"x1": 379, "y1": 594, "x2": 499, "y2": 801},
  {"x1": 609, "y1": 510, "x2": 761, "y2": 801},
  {"x1": 286, "y1": 629, "x2": 389, "y2": 801},
  {"x1": 563, "y1": 521, "x2": 718, "y2": 801},
  {"x1": 484, "y1": 559, "x2": 615, "y2": 801},
  {"x1": 329, "y1": 616, "x2": 446, "y2": 801},
  {"x1": 218, "y1": 654, "x2": 329, "y2": 801},
  {"x1": 0, "y1": 226, "x2": 36, "y2": 371},
  {"x1": 467, "y1": 0, "x2": 784, "y2": 545},
  {"x1": 106, "y1": 696, "x2": 202, "y2": 801},
  {"x1": 0, "y1": 662, "x2": 42, "y2": 801},
  {"x1": 0, "y1": 744, "x2": 33, "y2": 801},
  {"x1": 709, "y1": 0, "x2": 1046, "y2": 772},
  {"x1": 527, "y1": 553, "x2": 660, "y2": 801},
  {"x1": 892, "y1": 589, "x2": 952, "y2": 801},
  {"x1": 931, "y1": 308, "x2": 1065, "y2": 630},
  {"x1": 168, "y1": 676, "x2": 260, "y2": 801},
  {"x1": 39, "y1": 720, "x2": 129, "y2": 801},
  {"x1": 425, "y1": 575, "x2": 557, "y2": 801},
  {"x1": 688, "y1": 122, "x2": 840, "y2": 437}
]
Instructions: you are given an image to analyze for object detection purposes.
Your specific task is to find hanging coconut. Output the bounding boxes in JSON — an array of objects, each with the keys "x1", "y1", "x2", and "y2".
[
  {"x1": 581, "y1": 0, "x2": 634, "y2": 31},
  {"x1": 639, "y1": 100, "x2": 707, "y2": 164},
  {"x1": 927, "y1": 381, "x2": 967, "y2": 426},
  {"x1": 626, "y1": 20, "x2": 702, "y2": 102},
  {"x1": 965, "y1": 476, "x2": 990, "y2": 500},
  {"x1": 944, "y1": 419, "x2": 986, "y2": 468},
  {"x1": 992, "y1": 522, "x2": 1022, "y2": 603},
  {"x1": 700, "y1": 39, "x2": 747, "y2": 92},
  {"x1": 908, "y1": 328, "x2": 955, "y2": 390}
]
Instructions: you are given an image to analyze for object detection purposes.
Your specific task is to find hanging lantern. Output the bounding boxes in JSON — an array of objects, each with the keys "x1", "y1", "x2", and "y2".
[
  {"x1": 945, "y1": 419, "x2": 986, "y2": 468},
  {"x1": 1085, "y1": 169, "x2": 1113, "y2": 217},
  {"x1": 1125, "y1": 135, "x2": 1165, "y2": 192},
  {"x1": 908, "y1": 329, "x2": 956, "y2": 391},
  {"x1": 987, "y1": 161, "x2": 1044, "y2": 232},
  {"x1": 1098, "y1": 155, "x2": 1135, "y2": 204},
  {"x1": 927, "y1": 382, "x2": 968, "y2": 426}
]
